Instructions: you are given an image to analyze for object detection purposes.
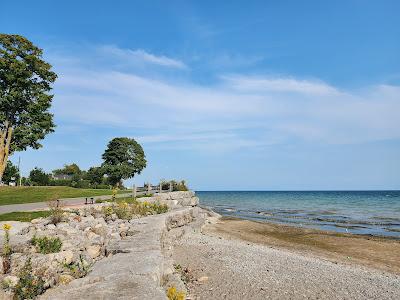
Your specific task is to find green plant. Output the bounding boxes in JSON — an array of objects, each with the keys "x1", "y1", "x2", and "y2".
[
  {"x1": 63, "y1": 254, "x2": 92, "y2": 278},
  {"x1": 47, "y1": 199, "x2": 64, "y2": 224},
  {"x1": 113, "y1": 202, "x2": 132, "y2": 220},
  {"x1": 101, "y1": 137, "x2": 147, "y2": 187},
  {"x1": 31, "y1": 235, "x2": 62, "y2": 254},
  {"x1": 101, "y1": 206, "x2": 114, "y2": 217},
  {"x1": 2, "y1": 223, "x2": 12, "y2": 257},
  {"x1": 160, "y1": 180, "x2": 189, "y2": 191},
  {"x1": 167, "y1": 286, "x2": 185, "y2": 300},
  {"x1": 13, "y1": 258, "x2": 45, "y2": 300}
]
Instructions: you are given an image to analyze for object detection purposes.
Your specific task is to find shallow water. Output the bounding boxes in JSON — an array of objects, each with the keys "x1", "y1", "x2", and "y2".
[{"x1": 196, "y1": 191, "x2": 400, "y2": 238}]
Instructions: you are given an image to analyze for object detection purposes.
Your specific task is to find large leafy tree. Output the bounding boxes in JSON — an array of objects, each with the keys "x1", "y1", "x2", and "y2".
[
  {"x1": 101, "y1": 137, "x2": 147, "y2": 187},
  {"x1": 0, "y1": 34, "x2": 57, "y2": 183},
  {"x1": 29, "y1": 167, "x2": 50, "y2": 186},
  {"x1": 85, "y1": 166, "x2": 105, "y2": 187}
]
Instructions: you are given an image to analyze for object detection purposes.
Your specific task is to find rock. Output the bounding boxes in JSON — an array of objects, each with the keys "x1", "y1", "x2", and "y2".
[
  {"x1": 86, "y1": 245, "x2": 101, "y2": 259},
  {"x1": 197, "y1": 276, "x2": 209, "y2": 283},
  {"x1": 47, "y1": 224, "x2": 56, "y2": 230},
  {"x1": 31, "y1": 217, "x2": 44, "y2": 224},
  {"x1": 58, "y1": 274, "x2": 75, "y2": 285},
  {"x1": 55, "y1": 250, "x2": 74, "y2": 265}
]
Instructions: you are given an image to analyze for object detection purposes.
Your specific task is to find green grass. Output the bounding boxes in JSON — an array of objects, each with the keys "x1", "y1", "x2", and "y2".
[
  {"x1": 0, "y1": 211, "x2": 52, "y2": 222},
  {"x1": 0, "y1": 186, "x2": 128, "y2": 206}
]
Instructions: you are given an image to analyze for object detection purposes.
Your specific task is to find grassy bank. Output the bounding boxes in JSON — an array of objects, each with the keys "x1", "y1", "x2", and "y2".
[
  {"x1": 0, "y1": 186, "x2": 127, "y2": 206},
  {"x1": 0, "y1": 211, "x2": 52, "y2": 222}
]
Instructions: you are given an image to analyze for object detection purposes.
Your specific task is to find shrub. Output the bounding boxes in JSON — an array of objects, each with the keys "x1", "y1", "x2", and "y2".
[
  {"x1": 160, "y1": 180, "x2": 189, "y2": 191},
  {"x1": 13, "y1": 258, "x2": 45, "y2": 300},
  {"x1": 167, "y1": 286, "x2": 185, "y2": 300},
  {"x1": 31, "y1": 236, "x2": 62, "y2": 254},
  {"x1": 101, "y1": 206, "x2": 114, "y2": 217},
  {"x1": 113, "y1": 202, "x2": 132, "y2": 220},
  {"x1": 47, "y1": 200, "x2": 64, "y2": 224},
  {"x1": 63, "y1": 254, "x2": 92, "y2": 278}
]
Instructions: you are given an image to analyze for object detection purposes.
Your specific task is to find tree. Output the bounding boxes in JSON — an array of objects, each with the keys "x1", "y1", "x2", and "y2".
[
  {"x1": 2, "y1": 160, "x2": 19, "y2": 185},
  {"x1": 0, "y1": 34, "x2": 57, "y2": 183},
  {"x1": 29, "y1": 167, "x2": 50, "y2": 186},
  {"x1": 53, "y1": 163, "x2": 81, "y2": 176},
  {"x1": 85, "y1": 166, "x2": 104, "y2": 187},
  {"x1": 101, "y1": 137, "x2": 146, "y2": 187}
]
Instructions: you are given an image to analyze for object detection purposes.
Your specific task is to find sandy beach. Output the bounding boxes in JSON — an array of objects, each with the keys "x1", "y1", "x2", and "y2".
[{"x1": 172, "y1": 215, "x2": 400, "y2": 300}]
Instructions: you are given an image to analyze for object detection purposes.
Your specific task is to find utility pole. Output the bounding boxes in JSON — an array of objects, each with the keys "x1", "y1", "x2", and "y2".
[{"x1": 18, "y1": 157, "x2": 22, "y2": 186}]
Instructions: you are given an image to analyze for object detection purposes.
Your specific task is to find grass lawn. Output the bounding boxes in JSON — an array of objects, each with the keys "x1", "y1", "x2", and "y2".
[
  {"x1": 0, "y1": 186, "x2": 129, "y2": 206},
  {"x1": 0, "y1": 211, "x2": 52, "y2": 222}
]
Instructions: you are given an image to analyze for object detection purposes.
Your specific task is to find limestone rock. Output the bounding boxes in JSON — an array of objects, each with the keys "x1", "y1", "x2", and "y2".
[
  {"x1": 58, "y1": 274, "x2": 75, "y2": 285},
  {"x1": 86, "y1": 245, "x2": 101, "y2": 259}
]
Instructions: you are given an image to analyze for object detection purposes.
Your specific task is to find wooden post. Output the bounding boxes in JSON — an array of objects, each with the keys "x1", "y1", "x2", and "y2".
[
  {"x1": 159, "y1": 183, "x2": 162, "y2": 193},
  {"x1": 133, "y1": 184, "x2": 136, "y2": 199},
  {"x1": 169, "y1": 182, "x2": 172, "y2": 192},
  {"x1": 147, "y1": 182, "x2": 151, "y2": 194}
]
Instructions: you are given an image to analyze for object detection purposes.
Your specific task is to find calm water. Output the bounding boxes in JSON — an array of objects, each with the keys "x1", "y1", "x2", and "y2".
[{"x1": 196, "y1": 191, "x2": 400, "y2": 238}]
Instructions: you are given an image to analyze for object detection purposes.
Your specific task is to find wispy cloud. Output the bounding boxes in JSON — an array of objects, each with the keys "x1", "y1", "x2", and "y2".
[
  {"x1": 99, "y1": 45, "x2": 188, "y2": 69},
  {"x1": 51, "y1": 46, "x2": 400, "y2": 151}
]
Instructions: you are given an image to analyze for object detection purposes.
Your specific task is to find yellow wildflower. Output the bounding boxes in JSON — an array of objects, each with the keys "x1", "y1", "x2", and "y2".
[
  {"x1": 2, "y1": 224, "x2": 11, "y2": 231},
  {"x1": 167, "y1": 286, "x2": 176, "y2": 299}
]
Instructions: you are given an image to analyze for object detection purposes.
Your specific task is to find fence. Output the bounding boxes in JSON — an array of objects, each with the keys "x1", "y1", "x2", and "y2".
[{"x1": 132, "y1": 182, "x2": 173, "y2": 198}]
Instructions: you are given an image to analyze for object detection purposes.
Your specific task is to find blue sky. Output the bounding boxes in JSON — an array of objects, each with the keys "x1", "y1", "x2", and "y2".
[{"x1": 1, "y1": 0, "x2": 400, "y2": 190}]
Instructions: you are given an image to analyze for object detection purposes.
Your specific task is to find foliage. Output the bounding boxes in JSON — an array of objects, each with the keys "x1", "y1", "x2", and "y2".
[
  {"x1": 13, "y1": 258, "x2": 45, "y2": 300},
  {"x1": 85, "y1": 166, "x2": 105, "y2": 187},
  {"x1": 101, "y1": 137, "x2": 146, "y2": 187},
  {"x1": 160, "y1": 180, "x2": 189, "y2": 191},
  {"x1": 113, "y1": 201, "x2": 133, "y2": 219},
  {"x1": 167, "y1": 286, "x2": 185, "y2": 300},
  {"x1": 48, "y1": 179, "x2": 72, "y2": 186},
  {"x1": 0, "y1": 34, "x2": 57, "y2": 182},
  {"x1": 101, "y1": 200, "x2": 168, "y2": 219},
  {"x1": 31, "y1": 235, "x2": 62, "y2": 254},
  {"x1": 2, "y1": 160, "x2": 19, "y2": 184},
  {"x1": 63, "y1": 254, "x2": 92, "y2": 278},
  {"x1": 47, "y1": 200, "x2": 64, "y2": 224},
  {"x1": 0, "y1": 211, "x2": 51, "y2": 222},
  {"x1": 2, "y1": 223, "x2": 12, "y2": 258},
  {"x1": 52, "y1": 163, "x2": 81, "y2": 176},
  {"x1": 29, "y1": 167, "x2": 50, "y2": 186}
]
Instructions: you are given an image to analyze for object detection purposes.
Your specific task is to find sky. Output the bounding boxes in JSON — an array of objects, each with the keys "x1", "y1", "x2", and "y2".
[{"x1": 1, "y1": 0, "x2": 400, "y2": 190}]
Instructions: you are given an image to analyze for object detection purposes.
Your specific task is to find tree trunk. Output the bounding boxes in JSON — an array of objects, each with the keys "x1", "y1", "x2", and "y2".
[{"x1": 0, "y1": 121, "x2": 13, "y2": 184}]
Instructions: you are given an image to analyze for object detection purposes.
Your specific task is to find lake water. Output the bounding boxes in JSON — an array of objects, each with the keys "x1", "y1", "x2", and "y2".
[{"x1": 196, "y1": 191, "x2": 400, "y2": 238}]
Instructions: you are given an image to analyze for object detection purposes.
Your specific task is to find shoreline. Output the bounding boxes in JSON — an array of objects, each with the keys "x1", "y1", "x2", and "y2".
[
  {"x1": 171, "y1": 209, "x2": 400, "y2": 299},
  {"x1": 208, "y1": 216, "x2": 400, "y2": 274}
]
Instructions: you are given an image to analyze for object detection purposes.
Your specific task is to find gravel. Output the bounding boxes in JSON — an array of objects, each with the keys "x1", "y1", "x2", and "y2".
[{"x1": 173, "y1": 230, "x2": 400, "y2": 300}]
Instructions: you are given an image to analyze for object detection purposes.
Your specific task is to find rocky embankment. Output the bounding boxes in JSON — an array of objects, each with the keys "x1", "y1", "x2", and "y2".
[{"x1": 0, "y1": 191, "x2": 208, "y2": 300}]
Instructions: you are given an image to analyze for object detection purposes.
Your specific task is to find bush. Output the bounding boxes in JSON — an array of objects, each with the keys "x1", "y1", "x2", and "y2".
[
  {"x1": 48, "y1": 179, "x2": 72, "y2": 186},
  {"x1": 75, "y1": 180, "x2": 91, "y2": 189},
  {"x1": 47, "y1": 200, "x2": 65, "y2": 224},
  {"x1": 167, "y1": 286, "x2": 185, "y2": 300},
  {"x1": 101, "y1": 200, "x2": 169, "y2": 220},
  {"x1": 160, "y1": 180, "x2": 189, "y2": 191},
  {"x1": 63, "y1": 254, "x2": 92, "y2": 278},
  {"x1": 31, "y1": 236, "x2": 62, "y2": 254},
  {"x1": 13, "y1": 258, "x2": 45, "y2": 299}
]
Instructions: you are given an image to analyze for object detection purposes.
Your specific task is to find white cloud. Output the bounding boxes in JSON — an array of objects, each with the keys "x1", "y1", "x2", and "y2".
[
  {"x1": 100, "y1": 45, "x2": 187, "y2": 69},
  {"x1": 51, "y1": 47, "x2": 400, "y2": 151},
  {"x1": 222, "y1": 75, "x2": 340, "y2": 95}
]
